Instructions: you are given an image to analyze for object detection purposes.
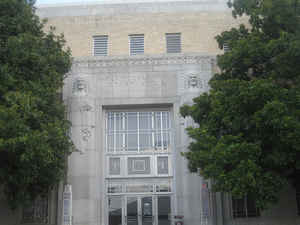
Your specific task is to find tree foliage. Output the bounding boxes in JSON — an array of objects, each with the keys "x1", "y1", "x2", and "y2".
[
  {"x1": 0, "y1": 0, "x2": 73, "y2": 208},
  {"x1": 181, "y1": 0, "x2": 300, "y2": 209}
]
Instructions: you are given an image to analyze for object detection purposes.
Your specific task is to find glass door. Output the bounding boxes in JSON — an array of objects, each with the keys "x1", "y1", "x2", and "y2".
[
  {"x1": 127, "y1": 197, "x2": 138, "y2": 225},
  {"x1": 108, "y1": 195, "x2": 171, "y2": 225},
  {"x1": 157, "y1": 196, "x2": 171, "y2": 225},
  {"x1": 108, "y1": 196, "x2": 123, "y2": 225},
  {"x1": 126, "y1": 196, "x2": 154, "y2": 225},
  {"x1": 141, "y1": 196, "x2": 153, "y2": 225}
]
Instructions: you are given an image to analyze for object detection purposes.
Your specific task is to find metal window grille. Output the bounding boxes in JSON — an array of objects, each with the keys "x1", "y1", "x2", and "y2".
[
  {"x1": 93, "y1": 35, "x2": 108, "y2": 56},
  {"x1": 129, "y1": 34, "x2": 144, "y2": 55},
  {"x1": 232, "y1": 196, "x2": 260, "y2": 218},
  {"x1": 106, "y1": 111, "x2": 171, "y2": 153},
  {"x1": 22, "y1": 195, "x2": 48, "y2": 224},
  {"x1": 223, "y1": 42, "x2": 230, "y2": 53},
  {"x1": 166, "y1": 33, "x2": 181, "y2": 53}
]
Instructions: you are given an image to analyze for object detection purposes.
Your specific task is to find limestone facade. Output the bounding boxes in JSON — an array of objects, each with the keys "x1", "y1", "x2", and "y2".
[{"x1": 0, "y1": 1, "x2": 299, "y2": 225}]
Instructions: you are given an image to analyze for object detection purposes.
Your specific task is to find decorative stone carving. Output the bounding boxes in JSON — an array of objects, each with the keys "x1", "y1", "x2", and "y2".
[
  {"x1": 81, "y1": 128, "x2": 91, "y2": 142},
  {"x1": 178, "y1": 71, "x2": 211, "y2": 95},
  {"x1": 187, "y1": 74, "x2": 203, "y2": 89},
  {"x1": 80, "y1": 103, "x2": 93, "y2": 112},
  {"x1": 72, "y1": 79, "x2": 88, "y2": 96}
]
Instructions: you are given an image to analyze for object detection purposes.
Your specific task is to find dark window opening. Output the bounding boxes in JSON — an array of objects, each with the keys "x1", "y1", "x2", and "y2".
[{"x1": 232, "y1": 195, "x2": 260, "y2": 218}]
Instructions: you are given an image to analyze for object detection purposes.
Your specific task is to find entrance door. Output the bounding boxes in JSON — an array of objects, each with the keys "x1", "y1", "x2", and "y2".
[
  {"x1": 108, "y1": 195, "x2": 171, "y2": 225},
  {"x1": 126, "y1": 196, "x2": 153, "y2": 225}
]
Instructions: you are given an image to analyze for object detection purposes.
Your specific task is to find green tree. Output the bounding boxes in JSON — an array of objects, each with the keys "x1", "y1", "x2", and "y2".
[
  {"x1": 181, "y1": 0, "x2": 300, "y2": 209},
  {"x1": 0, "y1": 0, "x2": 73, "y2": 208}
]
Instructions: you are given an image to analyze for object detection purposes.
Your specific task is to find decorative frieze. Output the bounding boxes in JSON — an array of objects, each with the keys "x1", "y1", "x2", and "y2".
[{"x1": 71, "y1": 55, "x2": 215, "y2": 69}]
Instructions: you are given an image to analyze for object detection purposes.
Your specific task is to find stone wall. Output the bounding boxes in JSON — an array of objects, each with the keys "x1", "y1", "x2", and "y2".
[
  {"x1": 36, "y1": 1, "x2": 247, "y2": 57},
  {"x1": 64, "y1": 54, "x2": 214, "y2": 225}
]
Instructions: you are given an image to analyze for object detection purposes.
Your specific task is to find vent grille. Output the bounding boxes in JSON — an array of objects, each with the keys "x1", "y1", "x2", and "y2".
[
  {"x1": 166, "y1": 33, "x2": 181, "y2": 53},
  {"x1": 129, "y1": 34, "x2": 144, "y2": 55},
  {"x1": 93, "y1": 35, "x2": 108, "y2": 56}
]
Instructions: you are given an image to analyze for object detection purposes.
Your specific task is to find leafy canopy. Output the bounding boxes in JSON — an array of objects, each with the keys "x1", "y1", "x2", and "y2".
[
  {"x1": 181, "y1": 0, "x2": 300, "y2": 209},
  {"x1": 0, "y1": 0, "x2": 73, "y2": 208}
]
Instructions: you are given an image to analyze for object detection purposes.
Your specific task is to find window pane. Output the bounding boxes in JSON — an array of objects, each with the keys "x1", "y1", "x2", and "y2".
[
  {"x1": 142, "y1": 197, "x2": 153, "y2": 225},
  {"x1": 127, "y1": 197, "x2": 138, "y2": 225},
  {"x1": 109, "y1": 158, "x2": 121, "y2": 175},
  {"x1": 163, "y1": 132, "x2": 169, "y2": 150},
  {"x1": 162, "y1": 111, "x2": 170, "y2": 129},
  {"x1": 157, "y1": 156, "x2": 169, "y2": 174},
  {"x1": 155, "y1": 132, "x2": 162, "y2": 150},
  {"x1": 109, "y1": 196, "x2": 122, "y2": 225},
  {"x1": 108, "y1": 184, "x2": 122, "y2": 193},
  {"x1": 128, "y1": 112, "x2": 138, "y2": 131},
  {"x1": 115, "y1": 113, "x2": 122, "y2": 131},
  {"x1": 116, "y1": 134, "x2": 124, "y2": 151},
  {"x1": 126, "y1": 184, "x2": 153, "y2": 193},
  {"x1": 158, "y1": 196, "x2": 171, "y2": 225},
  {"x1": 128, "y1": 134, "x2": 138, "y2": 151},
  {"x1": 154, "y1": 112, "x2": 161, "y2": 130},
  {"x1": 139, "y1": 112, "x2": 151, "y2": 130},
  {"x1": 107, "y1": 113, "x2": 114, "y2": 133},
  {"x1": 156, "y1": 184, "x2": 171, "y2": 192},
  {"x1": 139, "y1": 133, "x2": 152, "y2": 151}
]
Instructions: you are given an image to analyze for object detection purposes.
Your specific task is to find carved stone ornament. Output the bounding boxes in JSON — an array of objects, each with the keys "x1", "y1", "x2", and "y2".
[
  {"x1": 72, "y1": 79, "x2": 88, "y2": 96},
  {"x1": 80, "y1": 103, "x2": 93, "y2": 112},
  {"x1": 186, "y1": 74, "x2": 203, "y2": 89},
  {"x1": 81, "y1": 128, "x2": 91, "y2": 142}
]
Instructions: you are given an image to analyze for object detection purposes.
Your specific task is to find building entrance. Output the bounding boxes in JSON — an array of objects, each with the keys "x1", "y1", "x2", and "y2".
[{"x1": 108, "y1": 195, "x2": 171, "y2": 225}]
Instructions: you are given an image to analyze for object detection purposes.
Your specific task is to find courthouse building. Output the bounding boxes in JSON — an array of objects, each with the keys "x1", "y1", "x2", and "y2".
[{"x1": 0, "y1": 1, "x2": 299, "y2": 225}]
